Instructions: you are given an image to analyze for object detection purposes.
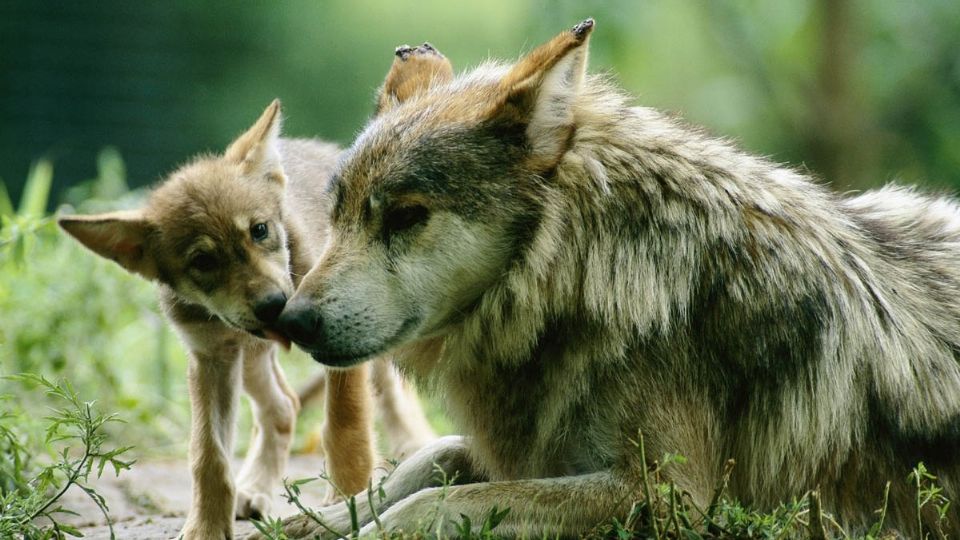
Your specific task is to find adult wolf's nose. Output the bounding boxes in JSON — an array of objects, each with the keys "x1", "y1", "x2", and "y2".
[
  {"x1": 254, "y1": 292, "x2": 287, "y2": 324},
  {"x1": 276, "y1": 301, "x2": 321, "y2": 347}
]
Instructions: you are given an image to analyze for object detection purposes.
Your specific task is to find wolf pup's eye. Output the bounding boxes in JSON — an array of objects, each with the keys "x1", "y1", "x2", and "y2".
[
  {"x1": 383, "y1": 205, "x2": 430, "y2": 236},
  {"x1": 190, "y1": 252, "x2": 218, "y2": 273},
  {"x1": 250, "y1": 222, "x2": 269, "y2": 242}
]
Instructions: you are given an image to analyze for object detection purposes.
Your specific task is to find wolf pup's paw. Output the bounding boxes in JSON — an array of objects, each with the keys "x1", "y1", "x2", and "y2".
[
  {"x1": 320, "y1": 485, "x2": 344, "y2": 507},
  {"x1": 177, "y1": 519, "x2": 231, "y2": 540},
  {"x1": 236, "y1": 488, "x2": 272, "y2": 521}
]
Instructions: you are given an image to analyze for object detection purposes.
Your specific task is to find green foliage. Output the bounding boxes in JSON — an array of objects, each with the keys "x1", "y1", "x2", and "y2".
[
  {"x1": 0, "y1": 154, "x2": 189, "y2": 453},
  {"x1": 0, "y1": 374, "x2": 133, "y2": 539},
  {"x1": 0, "y1": 181, "x2": 14, "y2": 219},
  {"x1": 62, "y1": 147, "x2": 139, "y2": 213},
  {"x1": 1, "y1": 159, "x2": 55, "y2": 270},
  {"x1": 453, "y1": 506, "x2": 510, "y2": 539},
  {"x1": 270, "y1": 476, "x2": 351, "y2": 539},
  {"x1": 18, "y1": 161, "x2": 53, "y2": 219},
  {"x1": 909, "y1": 462, "x2": 951, "y2": 540}
]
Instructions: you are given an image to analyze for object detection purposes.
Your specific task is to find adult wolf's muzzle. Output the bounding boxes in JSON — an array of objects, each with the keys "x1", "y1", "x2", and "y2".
[
  {"x1": 274, "y1": 301, "x2": 354, "y2": 367},
  {"x1": 276, "y1": 299, "x2": 410, "y2": 368}
]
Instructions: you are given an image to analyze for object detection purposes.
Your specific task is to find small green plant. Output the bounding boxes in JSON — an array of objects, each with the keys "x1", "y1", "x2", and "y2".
[
  {"x1": 453, "y1": 505, "x2": 510, "y2": 539},
  {"x1": 1, "y1": 158, "x2": 55, "y2": 268},
  {"x1": 909, "y1": 462, "x2": 951, "y2": 540},
  {"x1": 0, "y1": 373, "x2": 134, "y2": 539},
  {"x1": 254, "y1": 473, "x2": 360, "y2": 539},
  {"x1": 591, "y1": 430, "x2": 948, "y2": 540}
]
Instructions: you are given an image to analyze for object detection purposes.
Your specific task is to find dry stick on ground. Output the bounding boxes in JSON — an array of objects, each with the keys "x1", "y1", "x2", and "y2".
[
  {"x1": 874, "y1": 481, "x2": 891, "y2": 535},
  {"x1": 366, "y1": 478, "x2": 383, "y2": 532},
  {"x1": 634, "y1": 431, "x2": 661, "y2": 539},
  {"x1": 706, "y1": 458, "x2": 737, "y2": 534},
  {"x1": 668, "y1": 482, "x2": 683, "y2": 537},
  {"x1": 809, "y1": 489, "x2": 829, "y2": 540},
  {"x1": 676, "y1": 491, "x2": 696, "y2": 531}
]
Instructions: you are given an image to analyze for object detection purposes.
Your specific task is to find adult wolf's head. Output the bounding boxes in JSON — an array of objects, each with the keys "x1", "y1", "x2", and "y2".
[
  {"x1": 280, "y1": 21, "x2": 595, "y2": 367},
  {"x1": 60, "y1": 101, "x2": 294, "y2": 341}
]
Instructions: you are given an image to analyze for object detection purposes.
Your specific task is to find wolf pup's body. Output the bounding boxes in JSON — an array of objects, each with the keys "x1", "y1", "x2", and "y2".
[
  {"x1": 59, "y1": 102, "x2": 433, "y2": 539},
  {"x1": 273, "y1": 20, "x2": 960, "y2": 537}
]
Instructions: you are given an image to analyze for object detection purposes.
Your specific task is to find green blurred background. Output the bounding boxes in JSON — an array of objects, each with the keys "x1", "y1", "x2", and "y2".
[
  {"x1": 3, "y1": 0, "x2": 960, "y2": 203},
  {"x1": 2, "y1": 0, "x2": 960, "y2": 458}
]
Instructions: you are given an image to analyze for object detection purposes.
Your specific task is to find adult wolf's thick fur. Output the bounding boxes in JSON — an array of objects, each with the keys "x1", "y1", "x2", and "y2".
[{"x1": 276, "y1": 20, "x2": 960, "y2": 537}]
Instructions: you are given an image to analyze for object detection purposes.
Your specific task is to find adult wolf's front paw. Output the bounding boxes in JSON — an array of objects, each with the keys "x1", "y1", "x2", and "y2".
[
  {"x1": 236, "y1": 487, "x2": 272, "y2": 521},
  {"x1": 177, "y1": 518, "x2": 231, "y2": 540}
]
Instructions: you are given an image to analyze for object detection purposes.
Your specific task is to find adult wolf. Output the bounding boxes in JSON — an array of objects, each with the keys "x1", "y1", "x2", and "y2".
[
  {"x1": 59, "y1": 101, "x2": 433, "y2": 539},
  {"x1": 275, "y1": 20, "x2": 960, "y2": 537}
]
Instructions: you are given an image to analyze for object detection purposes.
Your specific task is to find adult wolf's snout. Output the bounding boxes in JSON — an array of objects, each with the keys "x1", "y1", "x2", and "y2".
[{"x1": 276, "y1": 300, "x2": 322, "y2": 348}]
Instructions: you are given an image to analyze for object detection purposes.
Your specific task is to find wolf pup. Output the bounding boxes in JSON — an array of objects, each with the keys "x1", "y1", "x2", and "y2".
[
  {"x1": 272, "y1": 20, "x2": 960, "y2": 537},
  {"x1": 59, "y1": 101, "x2": 430, "y2": 539}
]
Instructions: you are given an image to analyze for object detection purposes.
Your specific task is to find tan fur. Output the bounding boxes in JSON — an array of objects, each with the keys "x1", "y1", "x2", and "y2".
[
  {"x1": 376, "y1": 43, "x2": 453, "y2": 115},
  {"x1": 320, "y1": 368, "x2": 374, "y2": 498},
  {"x1": 299, "y1": 358, "x2": 436, "y2": 462},
  {"x1": 59, "y1": 101, "x2": 434, "y2": 539},
  {"x1": 270, "y1": 19, "x2": 960, "y2": 538}
]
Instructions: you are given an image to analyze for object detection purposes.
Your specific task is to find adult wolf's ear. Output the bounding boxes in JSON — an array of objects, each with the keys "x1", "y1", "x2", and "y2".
[
  {"x1": 58, "y1": 211, "x2": 158, "y2": 280},
  {"x1": 375, "y1": 43, "x2": 453, "y2": 116},
  {"x1": 225, "y1": 99, "x2": 285, "y2": 183},
  {"x1": 491, "y1": 18, "x2": 594, "y2": 170}
]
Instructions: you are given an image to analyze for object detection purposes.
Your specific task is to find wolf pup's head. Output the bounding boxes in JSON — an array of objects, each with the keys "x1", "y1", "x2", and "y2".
[
  {"x1": 278, "y1": 21, "x2": 595, "y2": 366},
  {"x1": 60, "y1": 100, "x2": 294, "y2": 341}
]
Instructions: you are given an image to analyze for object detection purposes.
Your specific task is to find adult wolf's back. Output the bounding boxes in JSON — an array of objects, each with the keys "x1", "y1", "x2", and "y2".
[{"x1": 276, "y1": 20, "x2": 960, "y2": 537}]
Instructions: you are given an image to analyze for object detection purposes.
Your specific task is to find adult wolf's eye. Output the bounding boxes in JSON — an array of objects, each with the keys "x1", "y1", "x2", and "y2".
[
  {"x1": 190, "y1": 253, "x2": 218, "y2": 273},
  {"x1": 250, "y1": 222, "x2": 269, "y2": 242},
  {"x1": 383, "y1": 205, "x2": 430, "y2": 237}
]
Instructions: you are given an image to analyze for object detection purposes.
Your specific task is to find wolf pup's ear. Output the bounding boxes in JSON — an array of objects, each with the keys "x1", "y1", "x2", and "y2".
[
  {"x1": 58, "y1": 210, "x2": 158, "y2": 280},
  {"x1": 375, "y1": 43, "x2": 453, "y2": 116},
  {"x1": 491, "y1": 18, "x2": 594, "y2": 171},
  {"x1": 225, "y1": 99, "x2": 285, "y2": 183}
]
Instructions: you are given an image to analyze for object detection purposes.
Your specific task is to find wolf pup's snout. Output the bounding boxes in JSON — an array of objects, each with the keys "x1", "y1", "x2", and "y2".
[
  {"x1": 276, "y1": 300, "x2": 322, "y2": 348},
  {"x1": 253, "y1": 291, "x2": 287, "y2": 324}
]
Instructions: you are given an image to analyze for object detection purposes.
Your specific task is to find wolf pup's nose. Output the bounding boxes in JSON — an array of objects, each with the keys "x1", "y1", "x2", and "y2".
[
  {"x1": 253, "y1": 292, "x2": 287, "y2": 324},
  {"x1": 276, "y1": 301, "x2": 321, "y2": 347}
]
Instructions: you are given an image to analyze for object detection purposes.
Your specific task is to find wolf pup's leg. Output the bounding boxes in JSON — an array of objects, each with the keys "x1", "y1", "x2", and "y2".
[
  {"x1": 370, "y1": 357, "x2": 435, "y2": 460},
  {"x1": 320, "y1": 364, "x2": 376, "y2": 502},
  {"x1": 235, "y1": 340, "x2": 300, "y2": 520},
  {"x1": 263, "y1": 435, "x2": 478, "y2": 540},
  {"x1": 180, "y1": 347, "x2": 244, "y2": 540}
]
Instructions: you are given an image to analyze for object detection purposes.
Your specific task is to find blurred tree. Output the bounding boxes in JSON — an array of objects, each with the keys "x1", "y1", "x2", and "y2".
[{"x1": 1, "y1": 0, "x2": 958, "y2": 204}]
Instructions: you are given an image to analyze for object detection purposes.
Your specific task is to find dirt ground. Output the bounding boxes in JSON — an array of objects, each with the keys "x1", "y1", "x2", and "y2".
[{"x1": 58, "y1": 454, "x2": 332, "y2": 540}]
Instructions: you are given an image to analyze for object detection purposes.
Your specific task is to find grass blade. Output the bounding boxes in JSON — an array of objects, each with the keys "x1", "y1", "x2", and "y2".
[
  {"x1": 19, "y1": 159, "x2": 54, "y2": 217},
  {"x1": 0, "y1": 179, "x2": 14, "y2": 219}
]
